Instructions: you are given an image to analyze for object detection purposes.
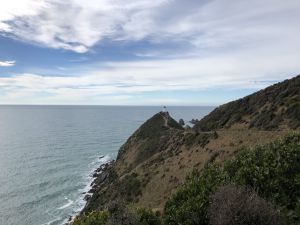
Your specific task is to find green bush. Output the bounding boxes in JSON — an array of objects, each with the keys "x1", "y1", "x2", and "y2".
[
  {"x1": 118, "y1": 173, "x2": 141, "y2": 201},
  {"x1": 225, "y1": 134, "x2": 300, "y2": 212},
  {"x1": 164, "y1": 164, "x2": 227, "y2": 225},
  {"x1": 106, "y1": 200, "x2": 139, "y2": 225},
  {"x1": 164, "y1": 134, "x2": 300, "y2": 225},
  {"x1": 73, "y1": 204, "x2": 161, "y2": 225},
  {"x1": 136, "y1": 208, "x2": 162, "y2": 225},
  {"x1": 73, "y1": 211, "x2": 108, "y2": 225},
  {"x1": 286, "y1": 103, "x2": 300, "y2": 129}
]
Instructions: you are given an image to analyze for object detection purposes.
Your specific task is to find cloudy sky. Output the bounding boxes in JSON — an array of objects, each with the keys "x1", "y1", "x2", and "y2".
[{"x1": 0, "y1": 0, "x2": 299, "y2": 105}]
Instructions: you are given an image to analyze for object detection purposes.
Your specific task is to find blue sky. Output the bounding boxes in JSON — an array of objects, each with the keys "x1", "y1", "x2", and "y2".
[{"x1": 0, "y1": 0, "x2": 299, "y2": 105}]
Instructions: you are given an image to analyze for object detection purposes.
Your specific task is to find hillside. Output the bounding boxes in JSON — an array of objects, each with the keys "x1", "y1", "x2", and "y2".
[
  {"x1": 79, "y1": 75, "x2": 300, "y2": 224},
  {"x1": 76, "y1": 134, "x2": 300, "y2": 225},
  {"x1": 194, "y1": 75, "x2": 300, "y2": 131},
  {"x1": 82, "y1": 112, "x2": 188, "y2": 212},
  {"x1": 116, "y1": 112, "x2": 183, "y2": 174}
]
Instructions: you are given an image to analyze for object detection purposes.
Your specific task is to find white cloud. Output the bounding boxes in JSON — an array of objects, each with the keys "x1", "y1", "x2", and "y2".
[
  {"x1": 0, "y1": 0, "x2": 299, "y2": 53},
  {"x1": 0, "y1": 0, "x2": 299, "y2": 104},
  {"x1": 0, "y1": 42, "x2": 299, "y2": 104},
  {"x1": 0, "y1": 60, "x2": 15, "y2": 67},
  {"x1": 0, "y1": 0, "x2": 171, "y2": 52}
]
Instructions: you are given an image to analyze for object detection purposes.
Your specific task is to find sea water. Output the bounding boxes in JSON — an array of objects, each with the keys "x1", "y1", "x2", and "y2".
[{"x1": 0, "y1": 106, "x2": 214, "y2": 225}]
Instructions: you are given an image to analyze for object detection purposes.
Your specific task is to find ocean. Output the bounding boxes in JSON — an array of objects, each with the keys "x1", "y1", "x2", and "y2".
[{"x1": 0, "y1": 105, "x2": 214, "y2": 225}]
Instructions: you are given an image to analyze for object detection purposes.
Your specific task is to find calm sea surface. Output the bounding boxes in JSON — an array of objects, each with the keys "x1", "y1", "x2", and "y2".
[{"x1": 0, "y1": 106, "x2": 214, "y2": 225}]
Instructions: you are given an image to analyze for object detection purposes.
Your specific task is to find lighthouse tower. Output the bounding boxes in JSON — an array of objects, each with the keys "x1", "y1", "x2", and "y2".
[{"x1": 163, "y1": 106, "x2": 167, "y2": 113}]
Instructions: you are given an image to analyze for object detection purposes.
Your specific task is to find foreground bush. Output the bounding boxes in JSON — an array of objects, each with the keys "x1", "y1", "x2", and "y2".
[
  {"x1": 164, "y1": 134, "x2": 300, "y2": 225},
  {"x1": 164, "y1": 164, "x2": 227, "y2": 225},
  {"x1": 225, "y1": 133, "x2": 300, "y2": 222},
  {"x1": 208, "y1": 184, "x2": 284, "y2": 225}
]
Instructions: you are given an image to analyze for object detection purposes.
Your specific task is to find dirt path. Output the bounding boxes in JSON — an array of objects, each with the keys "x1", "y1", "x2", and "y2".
[{"x1": 161, "y1": 112, "x2": 170, "y2": 128}]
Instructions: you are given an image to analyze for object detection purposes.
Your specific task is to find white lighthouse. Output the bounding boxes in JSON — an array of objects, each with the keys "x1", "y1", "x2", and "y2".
[{"x1": 163, "y1": 106, "x2": 167, "y2": 113}]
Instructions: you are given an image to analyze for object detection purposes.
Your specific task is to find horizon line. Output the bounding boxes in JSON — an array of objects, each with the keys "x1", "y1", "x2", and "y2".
[{"x1": 0, "y1": 104, "x2": 218, "y2": 107}]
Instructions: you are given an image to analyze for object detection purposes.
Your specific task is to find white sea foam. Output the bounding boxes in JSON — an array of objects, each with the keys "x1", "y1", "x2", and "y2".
[
  {"x1": 57, "y1": 198, "x2": 74, "y2": 210},
  {"x1": 60, "y1": 154, "x2": 112, "y2": 225},
  {"x1": 41, "y1": 216, "x2": 62, "y2": 225}
]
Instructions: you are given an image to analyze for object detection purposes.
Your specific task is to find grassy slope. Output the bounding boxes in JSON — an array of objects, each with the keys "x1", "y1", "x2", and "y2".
[{"x1": 82, "y1": 75, "x2": 300, "y2": 214}]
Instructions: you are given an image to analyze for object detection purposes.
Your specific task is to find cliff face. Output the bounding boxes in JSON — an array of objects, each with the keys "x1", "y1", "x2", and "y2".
[{"x1": 82, "y1": 75, "x2": 299, "y2": 214}]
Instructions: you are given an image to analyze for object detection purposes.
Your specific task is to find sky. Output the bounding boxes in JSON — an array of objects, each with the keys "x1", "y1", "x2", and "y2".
[{"x1": 0, "y1": 0, "x2": 299, "y2": 106}]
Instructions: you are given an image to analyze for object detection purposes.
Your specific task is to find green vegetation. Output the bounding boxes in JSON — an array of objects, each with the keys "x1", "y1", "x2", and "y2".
[
  {"x1": 73, "y1": 211, "x2": 108, "y2": 225},
  {"x1": 117, "y1": 112, "x2": 183, "y2": 168},
  {"x1": 164, "y1": 164, "x2": 227, "y2": 225},
  {"x1": 208, "y1": 185, "x2": 284, "y2": 225},
  {"x1": 82, "y1": 170, "x2": 149, "y2": 214},
  {"x1": 225, "y1": 134, "x2": 300, "y2": 212},
  {"x1": 137, "y1": 112, "x2": 182, "y2": 140},
  {"x1": 73, "y1": 133, "x2": 300, "y2": 225},
  {"x1": 286, "y1": 102, "x2": 300, "y2": 129},
  {"x1": 194, "y1": 75, "x2": 300, "y2": 131},
  {"x1": 184, "y1": 132, "x2": 213, "y2": 147},
  {"x1": 164, "y1": 133, "x2": 300, "y2": 225},
  {"x1": 74, "y1": 204, "x2": 161, "y2": 225},
  {"x1": 136, "y1": 208, "x2": 162, "y2": 225},
  {"x1": 117, "y1": 173, "x2": 142, "y2": 202}
]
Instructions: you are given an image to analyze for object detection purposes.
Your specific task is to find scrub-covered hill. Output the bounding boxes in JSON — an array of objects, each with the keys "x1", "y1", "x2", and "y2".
[
  {"x1": 76, "y1": 75, "x2": 300, "y2": 225},
  {"x1": 194, "y1": 75, "x2": 300, "y2": 131}
]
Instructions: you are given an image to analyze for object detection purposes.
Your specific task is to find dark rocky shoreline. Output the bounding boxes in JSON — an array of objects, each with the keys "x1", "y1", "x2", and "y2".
[
  {"x1": 81, "y1": 159, "x2": 115, "y2": 212},
  {"x1": 67, "y1": 158, "x2": 115, "y2": 223}
]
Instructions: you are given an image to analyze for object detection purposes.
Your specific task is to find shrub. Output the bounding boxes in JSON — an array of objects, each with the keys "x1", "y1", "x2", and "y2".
[
  {"x1": 184, "y1": 133, "x2": 212, "y2": 148},
  {"x1": 163, "y1": 164, "x2": 227, "y2": 225},
  {"x1": 136, "y1": 208, "x2": 162, "y2": 225},
  {"x1": 118, "y1": 173, "x2": 141, "y2": 202},
  {"x1": 286, "y1": 103, "x2": 300, "y2": 129},
  {"x1": 164, "y1": 134, "x2": 300, "y2": 225},
  {"x1": 205, "y1": 151, "x2": 220, "y2": 165},
  {"x1": 73, "y1": 211, "x2": 108, "y2": 225},
  {"x1": 225, "y1": 134, "x2": 300, "y2": 212},
  {"x1": 106, "y1": 200, "x2": 139, "y2": 225},
  {"x1": 208, "y1": 184, "x2": 284, "y2": 225}
]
